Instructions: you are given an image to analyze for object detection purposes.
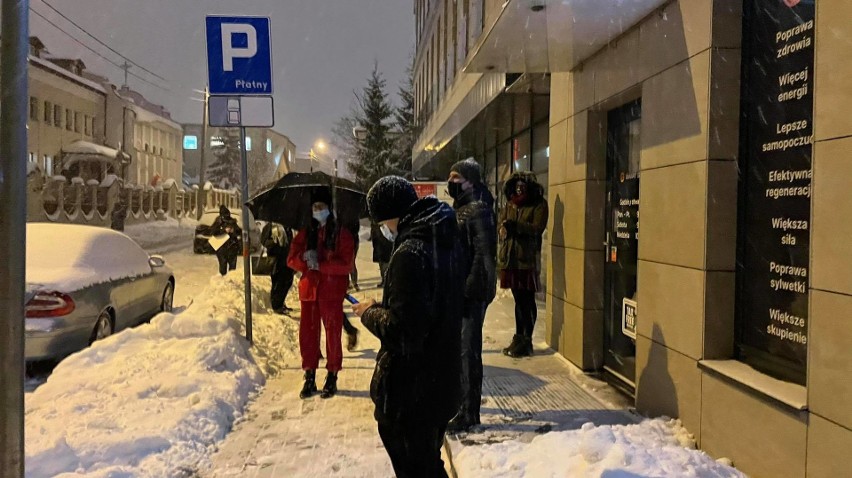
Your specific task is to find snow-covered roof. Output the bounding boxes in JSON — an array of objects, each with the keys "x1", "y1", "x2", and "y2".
[
  {"x1": 26, "y1": 223, "x2": 152, "y2": 292},
  {"x1": 130, "y1": 104, "x2": 182, "y2": 132},
  {"x1": 62, "y1": 140, "x2": 122, "y2": 159},
  {"x1": 28, "y1": 55, "x2": 106, "y2": 94}
]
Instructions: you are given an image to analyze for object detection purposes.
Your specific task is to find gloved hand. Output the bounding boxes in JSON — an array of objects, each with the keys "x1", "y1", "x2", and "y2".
[
  {"x1": 303, "y1": 249, "x2": 319, "y2": 270},
  {"x1": 502, "y1": 220, "x2": 518, "y2": 236}
]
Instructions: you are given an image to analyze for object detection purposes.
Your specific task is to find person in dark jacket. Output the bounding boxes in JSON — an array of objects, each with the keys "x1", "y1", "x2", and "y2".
[
  {"x1": 353, "y1": 176, "x2": 464, "y2": 478},
  {"x1": 498, "y1": 172, "x2": 548, "y2": 357},
  {"x1": 370, "y1": 221, "x2": 393, "y2": 287},
  {"x1": 261, "y1": 222, "x2": 295, "y2": 314},
  {"x1": 211, "y1": 205, "x2": 242, "y2": 276},
  {"x1": 446, "y1": 158, "x2": 497, "y2": 432},
  {"x1": 287, "y1": 188, "x2": 355, "y2": 399}
]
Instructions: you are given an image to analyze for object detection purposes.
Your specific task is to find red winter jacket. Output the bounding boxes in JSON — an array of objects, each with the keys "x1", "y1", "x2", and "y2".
[{"x1": 287, "y1": 225, "x2": 354, "y2": 302}]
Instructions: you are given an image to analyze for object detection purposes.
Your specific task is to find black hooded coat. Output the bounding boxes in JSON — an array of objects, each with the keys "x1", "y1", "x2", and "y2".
[
  {"x1": 453, "y1": 183, "x2": 497, "y2": 303},
  {"x1": 361, "y1": 196, "x2": 465, "y2": 425}
]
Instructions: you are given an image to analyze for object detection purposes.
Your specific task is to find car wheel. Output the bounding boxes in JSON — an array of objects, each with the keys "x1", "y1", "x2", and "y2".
[
  {"x1": 161, "y1": 282, "x2": 174, "y2": 312},
  {"x1": 90, "y1": 311, "x2": 113, "y2": 344}
]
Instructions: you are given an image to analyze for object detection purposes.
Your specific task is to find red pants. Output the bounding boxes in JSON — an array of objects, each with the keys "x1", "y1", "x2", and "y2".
[{"x1": 300, "y1": 300, "x2": 344, "y2": 372}]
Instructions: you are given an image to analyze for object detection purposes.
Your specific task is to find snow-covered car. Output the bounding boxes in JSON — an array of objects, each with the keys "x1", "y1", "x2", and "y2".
[
  {"x1": 193, "y1": 209, "x2": 261, "y2": 254},
  {"x1": 25, "y1": 223, "x2": 175, "y2": 361}
]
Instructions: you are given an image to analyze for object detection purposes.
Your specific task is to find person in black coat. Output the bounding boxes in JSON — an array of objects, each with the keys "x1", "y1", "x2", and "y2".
[
  {"x1": 353, "y1": 176, "x2": 464, "y2": 478},
  {"x1": 446, "y1": 158, "x2": 497, "y2": 432},
  {"x1": 211, "y1": 205, "x2": 242, "y2": 276},
  {"x1": 370, "y1": 221, "x2": 393, "y2": 287},
  {"x1": 261, "y1": 222, "x2": 295, "y2": 314}
]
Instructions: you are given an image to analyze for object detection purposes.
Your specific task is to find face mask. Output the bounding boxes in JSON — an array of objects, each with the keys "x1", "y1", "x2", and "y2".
[
  {"x1": 380, "y1": 224, "x2": 397, "y2": 242},
  {"x1": 447, "y1": 181, "x2": 465, "y2": 199},
  {"x1": 312, "y1": 209, "x2": 330, "y2": 224}
]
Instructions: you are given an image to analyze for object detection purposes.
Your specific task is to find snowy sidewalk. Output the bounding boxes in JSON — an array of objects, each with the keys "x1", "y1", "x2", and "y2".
[{"x1": 202, "y1": 253, "x2": 395, "y2": 478}]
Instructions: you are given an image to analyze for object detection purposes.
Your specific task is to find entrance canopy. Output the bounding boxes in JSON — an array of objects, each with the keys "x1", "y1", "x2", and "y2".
[
  {"x1": 60, "y1": 141, "x2": 131, "y2": 182},
  {"x1": 464, "y1": 0, "x2": 667, "y2": 73}
]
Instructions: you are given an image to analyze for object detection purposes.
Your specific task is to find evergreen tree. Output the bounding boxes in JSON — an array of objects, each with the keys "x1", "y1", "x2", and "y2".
[
  {"x1": 392, "y1": 58, "x2": 417, "y2": 177},
  {"x1": 349, "y1": 63, "x2": 395, "y2": 190},
  {"x1": 207, "y1": 129, "x2": 241, "y2": 189}
]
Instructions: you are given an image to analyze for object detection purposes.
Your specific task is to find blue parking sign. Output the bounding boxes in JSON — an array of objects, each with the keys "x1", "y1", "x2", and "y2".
[{"x1": 206, "y1": 16, "x2": 272, "y2": 95}]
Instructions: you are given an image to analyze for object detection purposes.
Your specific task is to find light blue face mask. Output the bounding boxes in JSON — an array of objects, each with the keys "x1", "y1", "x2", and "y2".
[
  {"x1": 380, "y1": 224, "x2": 397, "y2": 242},
  {"x1": 313, "y1": 209, "x2": 330, "y2": 224}
]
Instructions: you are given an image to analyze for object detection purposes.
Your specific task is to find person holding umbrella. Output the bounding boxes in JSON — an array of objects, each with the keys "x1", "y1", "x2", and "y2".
[{"x1": 287, "y1": 188, "x2": 355, "y2": 399}]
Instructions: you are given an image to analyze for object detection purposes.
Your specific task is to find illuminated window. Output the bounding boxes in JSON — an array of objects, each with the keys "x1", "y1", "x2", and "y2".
[
  {"x1": 183, "y1": 135, "x2": 198, "y2": 150},
  {"x1": 245, "y1": 137, "x2": 252, "y2": 151},
  {"x1": 266, "y1": 138, "x2": 272, "y2": 153},
  {"x1": 211, "y1": 137, "x2": 224, "y2": 148}
]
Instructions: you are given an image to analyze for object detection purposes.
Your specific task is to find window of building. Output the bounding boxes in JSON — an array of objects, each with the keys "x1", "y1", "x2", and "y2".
[
  {"x1": 159, "y1": 147, "x2": 164, "y2": 156},
  {"x1": 245, "y1": 136, "x2": 252, "y2": 151},
  {"x1": 73, "y1": 112, "x2": 81, "y2": 133},
  {"x1": 183, "y1": 135, "x2": 198, "y2": 150},
  {"x1": 28, "y1": 152, "x2": 35, "y2": 163},
  {"x1": 266, "y1": 138, "x2": 272, "y2": 153},
  {"x1": 44, "y1": 156, "x2": 53, "y2": 176},
  {"x1": 54, "y1": 105, "x2": 62, "y2": 129},
  {"x1": 532, "y1": 122, "x2": 549, "y2": 175},
  {"x1": 211, "y1": 137, "x2": 224, "y2": 148},
  {"x1": 29, "y1": 97, "x2": 39, "y2": 121},
  {"x1": 144, "y1": 143, "x2": 149, "y2": 152},
  {"x1": 66, "y1": 109, "x2": 73, "y2": 131},
  {"x1": 512, "y1": 132, "x2": 531, "y2": 172},
  {"x1": 92, "y1": 118, "x2": 98, "y2": 137},
  {"x1": 44, "y1": 101, "x2": 51, "y2": 124},
  {"x1": 84, "y1": 115, "x2": 90, "y2": 136}
]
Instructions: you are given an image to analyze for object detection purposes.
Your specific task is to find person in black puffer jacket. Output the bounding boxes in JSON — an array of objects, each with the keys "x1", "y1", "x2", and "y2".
[
  {"x1": 210, "y1": 205, "x2": 242, "y2": 276},
  {"x1": 446, "y1": 158, "x2": 497, "y2": 432},
  {"x1": 353, "y1": 176, "x2": 464, "y2": 478}
]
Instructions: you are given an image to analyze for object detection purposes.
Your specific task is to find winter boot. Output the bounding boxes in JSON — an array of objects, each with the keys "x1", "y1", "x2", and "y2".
[
  {"x1": 320, "y1": 372, "x2": 338, "y2": 399},
  {"x1": 446, "y1": 414, "x2": 474, "y2": 433},
  {"x1": 519, "y1": 335, "x2": 534, "y2": 357},
  {"x1": 299, "y1": 370, "x2": 317, "y2": 399},
  {"x1": 346, "y1": 328, "x2": 359, "y2": 352},
  {"x1": 502, "y1": 334, "x2": 524, "y2": 357}
]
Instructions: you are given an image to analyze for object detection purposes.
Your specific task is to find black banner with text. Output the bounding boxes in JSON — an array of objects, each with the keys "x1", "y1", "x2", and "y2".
[{"x1": 738, "y1": 0, "x2": 815, "y2": 382}]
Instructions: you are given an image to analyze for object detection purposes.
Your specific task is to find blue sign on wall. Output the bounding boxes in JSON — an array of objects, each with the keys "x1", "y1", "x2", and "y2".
[{"x1": 206, "y1": 16, "x2": 272, "y2": 95}]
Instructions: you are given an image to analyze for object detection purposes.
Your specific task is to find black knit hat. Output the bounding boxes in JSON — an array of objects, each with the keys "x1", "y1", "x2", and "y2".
[
  {"x1": 367, "y1": 176, "x2": 418, "y2": 223},
  {"x1": 450, "y1": 157, "x2": 482, "y2": 184},
  {"x1": 311, "y1": 187, "x2": 333, "y2": 207}
]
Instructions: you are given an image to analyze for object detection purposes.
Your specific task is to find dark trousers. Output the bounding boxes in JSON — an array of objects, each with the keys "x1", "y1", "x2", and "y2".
[
  {"x1": 217, "y1": 251, "x2": 238, "y2": 276},
  {"x1": 512, "y1": 288, "x2": 537, "y2": 337},
  {"x1": 342, "y1": 312, "x2": 358, "y2": 335},
  {"x1": 378, "y1": 262, "x2": 389, "y2": 285},
  {"x1": 378, "y1": 420, "x2": 449, "y2": 478},
  {"x1": 458, "y1": 300, "x2": 487, "y2": 423},
  {"x1": 270, "y1": 266, "x2": 295, "y2": 310}
]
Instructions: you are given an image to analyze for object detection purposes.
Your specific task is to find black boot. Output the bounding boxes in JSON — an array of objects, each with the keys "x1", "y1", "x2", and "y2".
[
  {"x1": 299, "y1": 370, "x2": 317, "y2": 399},
  {"x1": 519, "y1": 335, "x2": 534, "y2": 357},
  {"x1": 346, "y1": 328, "x2": 359, "y2": 352},
  {"x1": 320, "y1": 372, "x2": 338, "y2": 399},
  {"x1": 502, "y1": 334, "x2": 523, "y2": 357}
]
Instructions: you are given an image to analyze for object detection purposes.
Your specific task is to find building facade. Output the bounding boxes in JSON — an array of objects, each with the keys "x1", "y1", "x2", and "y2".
[
  {"x1": 413, "y1": 1, "x2": 850, "y2": 477},
  {"x1": 182, "y1": 125, "x2": 296, "y2": 187},
  {"x1": 21, "y1": 37, "x2": 182, "y2": 186}
]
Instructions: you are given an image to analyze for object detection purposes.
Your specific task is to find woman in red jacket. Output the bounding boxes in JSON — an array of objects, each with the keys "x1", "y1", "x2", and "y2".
[{"x1": 287, "y1": 188, "x2": 355, "y2": 399}]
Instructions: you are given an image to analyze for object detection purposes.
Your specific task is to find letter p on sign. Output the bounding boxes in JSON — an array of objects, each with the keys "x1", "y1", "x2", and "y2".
[{"x1": 221, "y1": 23, "x2": 257, "y2": 72}]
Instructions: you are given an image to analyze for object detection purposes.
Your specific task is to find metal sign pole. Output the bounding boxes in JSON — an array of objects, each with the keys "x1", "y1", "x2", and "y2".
[
  {"x1": 198, "y1": 87, "x2": 209, "y2": 219},
  {"x1": 239, "y1": 126, "x2": 253, "y2": 343},
  {"x1": 0, "y1": 0, "x2": 29, "y2": 475}
]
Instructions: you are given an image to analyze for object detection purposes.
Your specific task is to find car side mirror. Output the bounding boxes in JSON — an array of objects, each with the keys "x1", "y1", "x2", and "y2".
[{"x1": 149, "y1": 255, "x2": 166, "y2": 268}]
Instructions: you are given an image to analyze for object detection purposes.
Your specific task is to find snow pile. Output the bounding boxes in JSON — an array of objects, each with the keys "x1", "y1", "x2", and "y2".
[
  {"x1": 125, "y1": 217, "x2": 198, "y2": 251},
  {"x1": 26, "y1": 223, "x2": 153, "y2": 292},
  {"x1": 25, "y1": 275, "x2": 265, "y2": 478},
  {"x1": 454, "y1": 419, "x2": 747, "y2": 478},
  {"x1": 197, "y1": 273, "x2": 302, "y2": 376}
]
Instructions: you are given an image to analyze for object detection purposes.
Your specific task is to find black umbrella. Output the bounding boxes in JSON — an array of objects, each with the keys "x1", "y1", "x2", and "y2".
[{"x1": 246, "y1": 171, "x2": 366, "y2": 231}]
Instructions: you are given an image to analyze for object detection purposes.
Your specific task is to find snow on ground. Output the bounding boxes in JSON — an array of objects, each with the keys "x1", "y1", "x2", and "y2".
[
  {"x1": 25, "y1": 272, "x2": 270, "y2": 477},
  {"x1": 453, "y1": 418, "x2": 746, "y2": 478},
  {"x1": 125, "y1": 217, "x2": 197, "y2": 252}
]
